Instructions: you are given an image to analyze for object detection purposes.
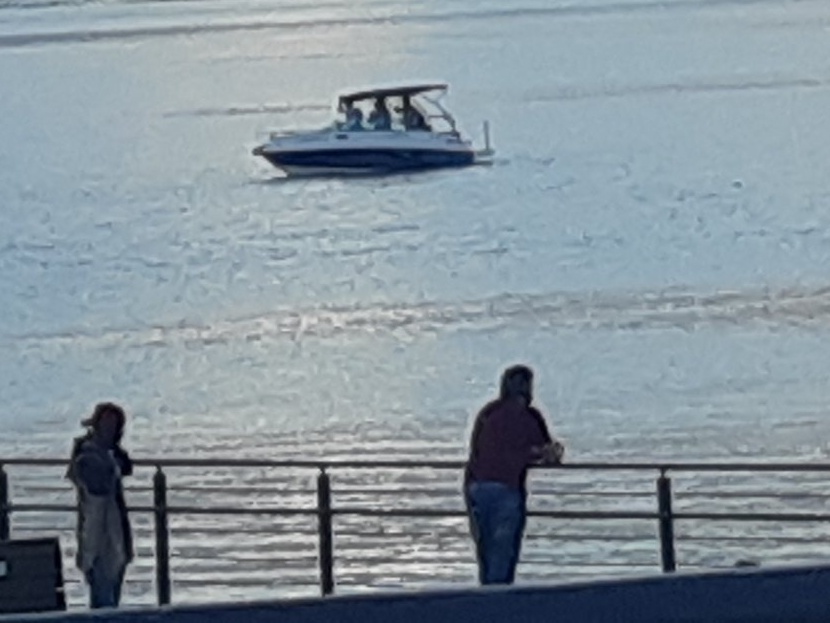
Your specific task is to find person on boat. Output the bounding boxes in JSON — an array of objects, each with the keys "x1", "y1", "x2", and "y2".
[
  {"x1": 66, "y1": 402, "x2": 134, "y2": 609},
  {"x1": 368, "y1": 97, "x2": 392, "y2": 131},
  {"x1": 401, "y1": 95, "x2": 430, "y2": 131},
  {"x1": 342, "y1": 103, "x2": 364, "y2": 131},
  {"x1": 463, "y1": 365, "x2": 564, "y2": 585}
]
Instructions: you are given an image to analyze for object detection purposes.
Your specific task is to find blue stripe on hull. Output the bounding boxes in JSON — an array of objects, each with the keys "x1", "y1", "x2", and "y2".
[{"x1": 262, "y1": 148, "x2": 475, "y2": 172}]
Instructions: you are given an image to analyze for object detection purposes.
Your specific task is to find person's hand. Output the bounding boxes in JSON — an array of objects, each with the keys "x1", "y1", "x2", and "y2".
[
  {"x1": 530, "y1": 440, "x2": 564, "y2": 465},
  {"x1": 537, "y1": 440, "x2": 564, "y2": 465}
]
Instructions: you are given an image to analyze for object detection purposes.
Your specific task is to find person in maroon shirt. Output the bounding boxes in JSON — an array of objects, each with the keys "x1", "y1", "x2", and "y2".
[{"x1": 464, "y1": 365, "x2": 564, "y2": 585}]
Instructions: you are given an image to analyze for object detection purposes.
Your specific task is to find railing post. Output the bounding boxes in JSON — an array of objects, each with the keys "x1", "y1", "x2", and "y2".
[
  {"x1": 657, "y1": 470, "x2": 676, "y2": 572},
  {"x1": 153, "y1": 466, "x2": 171, "y2": 605},
  {"x1": 316, "y1": 468, "x2": 334, "y2": 596},
  {"x1": 0, "y1": 463, "x2": 9, "y2": 540}
]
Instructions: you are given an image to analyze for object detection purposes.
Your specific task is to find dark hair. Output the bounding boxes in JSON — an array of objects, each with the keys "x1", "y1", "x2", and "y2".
[
  {"x1": 499, "y1": 365, "x2": 534, "y2": 404},
  {"x1": 82, "y1": 402, "x2": 126, "y2": 435}
]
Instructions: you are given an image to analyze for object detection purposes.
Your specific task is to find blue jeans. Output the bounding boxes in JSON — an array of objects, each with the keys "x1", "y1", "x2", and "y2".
[
  {"x1": 85, "y1": 564, "x2": 125, "y2": 609},
  {"x1": 465, "y1": 481, "x2": 526, "y2": 585}
]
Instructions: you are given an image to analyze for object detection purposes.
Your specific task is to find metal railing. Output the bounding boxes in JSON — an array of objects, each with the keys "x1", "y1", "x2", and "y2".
[{"x1": 2, "y1": 458, "x2": 830, "y2": 607}]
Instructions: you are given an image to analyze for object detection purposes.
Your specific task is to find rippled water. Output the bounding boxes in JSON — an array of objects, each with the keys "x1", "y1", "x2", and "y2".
[{"x1": 2, "y1": 0, "x2": 830, "y2": 608}]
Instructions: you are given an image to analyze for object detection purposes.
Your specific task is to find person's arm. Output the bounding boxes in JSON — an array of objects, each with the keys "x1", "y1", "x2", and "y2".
[
  {"x1": 65, "y1": 436, "x2": 84, "y2": 482},
  {"x1": 468, "y1": 409, "x2": 486, "y2": 460},
  {"x1": 531, "y1": 408, "x2": 553, "y2": 445},
  {"x1": 114, "y1": 445, "x2": 133, "y2": 477},
  {"x1": 529, "y1": 408, "x2": 564, "y2": 465},
  {"x1": 463, "y1": 406, "x2": 490, "y2": 495}
]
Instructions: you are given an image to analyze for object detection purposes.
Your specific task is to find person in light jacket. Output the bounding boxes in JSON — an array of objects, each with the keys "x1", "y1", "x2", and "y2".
[{"x1": 66, "y1": 402, "x2": 134, "y2": 609}]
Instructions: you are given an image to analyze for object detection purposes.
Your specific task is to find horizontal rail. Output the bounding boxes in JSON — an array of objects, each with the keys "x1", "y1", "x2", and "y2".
[
  {"x1": 9, "y1": 503, "x2": 830, "y2": 523},
  {"x1": 18, "y1": 487, "x2": 830, "y2": 501},
  {"x1": 673, "y1": 511, "x2": 830, "y2": 522},
  {"x1": 13, "y1": 486, "x2": 830, "y2": 499},
  {"x1": 2, "y1": 457, "x2": 830, "y2": 472}
]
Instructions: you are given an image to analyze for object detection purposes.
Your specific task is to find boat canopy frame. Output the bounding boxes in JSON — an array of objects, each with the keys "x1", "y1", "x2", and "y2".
[
  {"x1": 337, "y1": 83, "x2": 448, "y2": 107},
  {"x1": 336, "y1": 83, "x2": 459, "y2": 133}
]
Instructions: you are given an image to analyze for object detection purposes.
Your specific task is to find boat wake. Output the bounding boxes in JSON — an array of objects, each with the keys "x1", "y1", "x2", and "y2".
[
  {"x1": 163, "y1": 103, "x2": 331, "y2": 119},
  {"x1": 524, "y1": 75, "x2": 830, "y2": 103}
]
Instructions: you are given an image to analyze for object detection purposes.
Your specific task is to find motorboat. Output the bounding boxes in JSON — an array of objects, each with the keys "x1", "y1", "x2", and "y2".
[{"x1": 252, "y1": 83, "x2": 493, "y2": 176}]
